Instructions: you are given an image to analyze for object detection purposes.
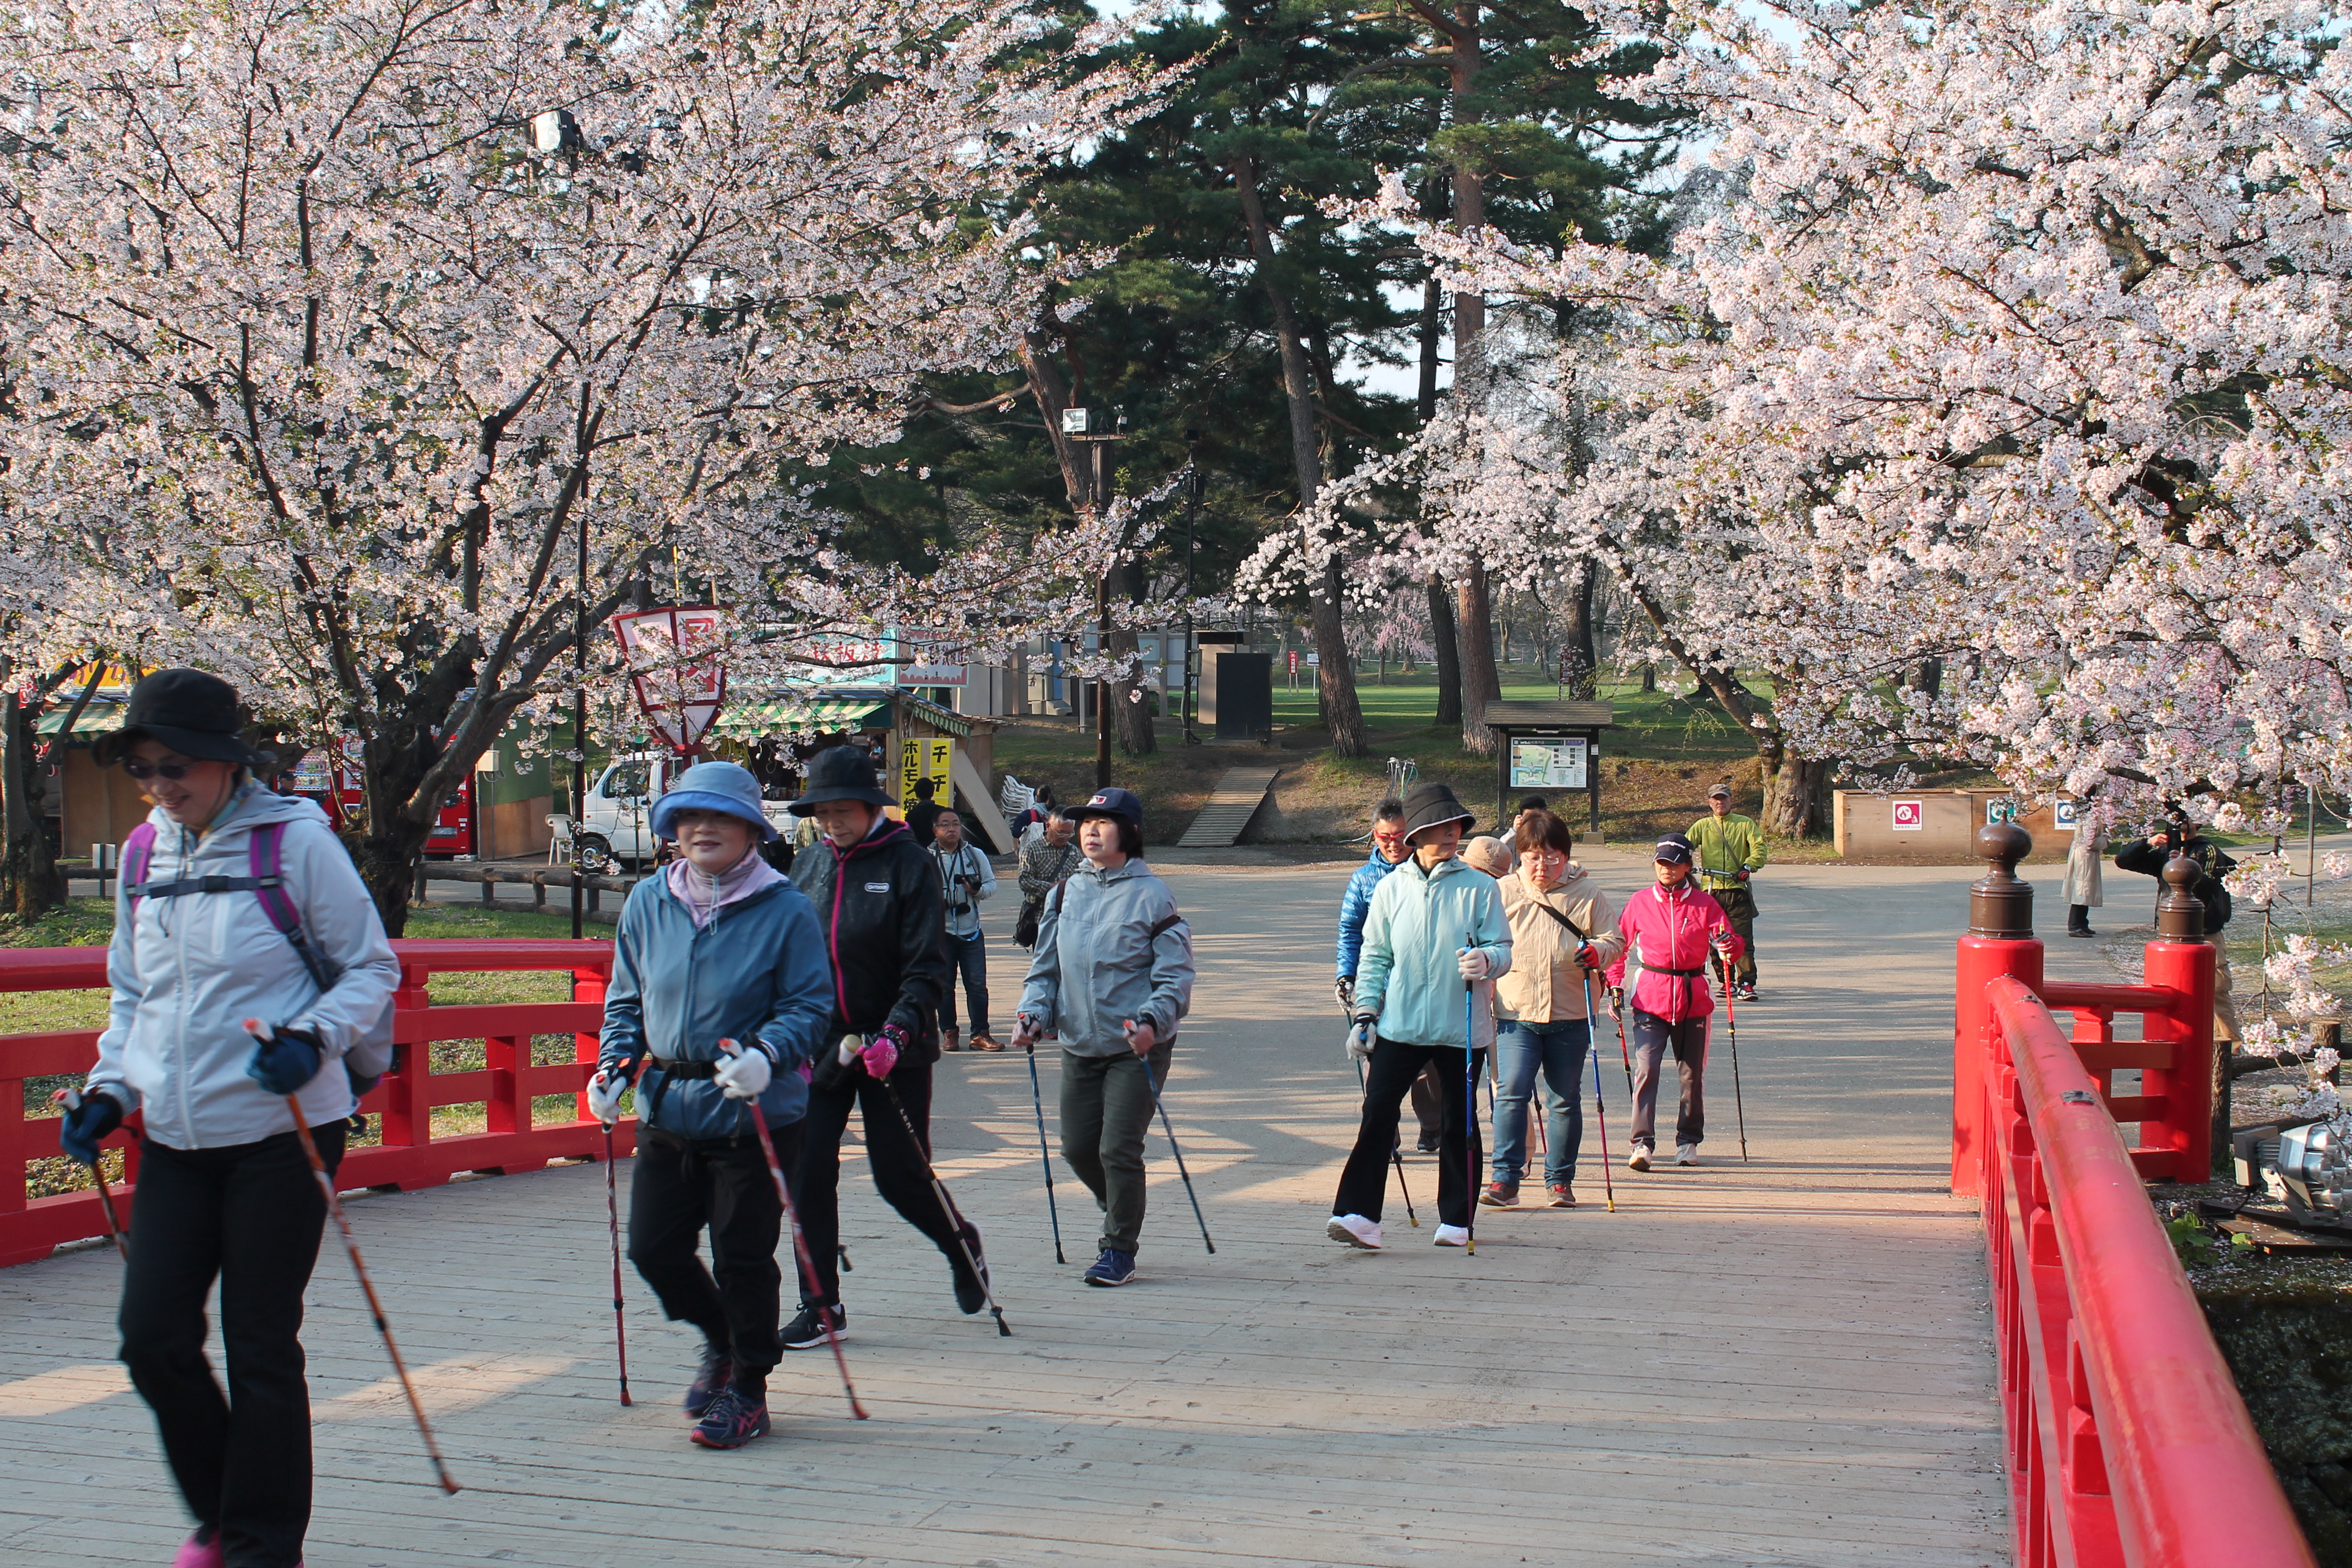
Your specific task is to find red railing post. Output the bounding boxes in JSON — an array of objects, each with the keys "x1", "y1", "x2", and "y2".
[
  {"x1": 2141, "y1": 856, "x2": 2217, "y2": 1182},
  {"x1": 1957, "y1": 822, "x2": 2041, "y2": 1196}
]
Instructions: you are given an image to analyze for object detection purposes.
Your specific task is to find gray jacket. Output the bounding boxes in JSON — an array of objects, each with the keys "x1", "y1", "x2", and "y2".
[
  {"x1": 930, "y1": 840, "x2": 997, "y2": 939},
  {"x1": 1017, "y1": 857, "x2": 1195, "y2": 1058},
  {"x1": 89, "y1": 784, "x2": 400, "y2": 1150}
]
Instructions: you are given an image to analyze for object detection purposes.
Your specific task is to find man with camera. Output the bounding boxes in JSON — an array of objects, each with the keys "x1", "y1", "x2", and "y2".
[{"x1": 932, "y1": 810, "x2": 1001, "y2": 1051}]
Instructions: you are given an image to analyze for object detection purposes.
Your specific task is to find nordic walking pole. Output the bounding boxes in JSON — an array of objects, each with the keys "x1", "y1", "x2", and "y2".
[
  {"x1": 1020, "y1": 1036, "x2": 1068, "y2": 1263},
  {"x1": 1577, "y1": 972, "x2": 1617, "y2": 1212},
  {"x1": 1126, "y1": 1020, "x2": 1214, "y2": 1254},
  {"x1": 1462, "y1": 951, "x2": 1477, "y2": 1257},
  {"x1": 870, "y1": 1074, "x2": 1013, "y2": 1338},
  {"x1": 717, "y1": 1045, "x2": 869, "y2": 1417},
  {"x1": 1612, "y1": 987, "x2": 1635, "y2": 1096},
  {"x1": 54, "y1": 1089, "x2": 128, "y2": 1262},
  {"x1": 243, "y1": 1024, "x2": 459, "y2": 1493},
  {"x1": 1716, "y1": 950, "x2": 1750, "y2": 1162},
  {"x1": 601, "y1": 1118, "x2": 632, "y2": 1406},
  {"x1": 1356, "y1": 1057, "x2": 1418, "y2": 1227}
]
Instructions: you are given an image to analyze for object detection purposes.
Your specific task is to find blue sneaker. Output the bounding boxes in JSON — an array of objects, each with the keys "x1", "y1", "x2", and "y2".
[
  {"x1": 1082, "y1": 1248, "x2": 1137, "y2": 1287},
  {"x1": 683, "y1": 1342, "x2": 732, "y2": 1417},
  {"x1": 688, "y1": 1386, "x2": 771, "y2": 1449}
]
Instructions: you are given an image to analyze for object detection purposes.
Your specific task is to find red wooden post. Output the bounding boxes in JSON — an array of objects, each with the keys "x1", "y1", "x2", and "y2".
[
  {"x1": 1957, "y1": 822, "x2": 2041, "y2": 1196},
  {"x1": 2140, "y1": 855, "x2": 2217, "y2": 1182},
  {"x1": 573, "y1": 960, "x2": 609, "y2": 1125}
]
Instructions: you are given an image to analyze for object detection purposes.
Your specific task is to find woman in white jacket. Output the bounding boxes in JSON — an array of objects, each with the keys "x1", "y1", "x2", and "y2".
[{"x1": 57, "y1": 670, "x2": 398, "y2": 1568}]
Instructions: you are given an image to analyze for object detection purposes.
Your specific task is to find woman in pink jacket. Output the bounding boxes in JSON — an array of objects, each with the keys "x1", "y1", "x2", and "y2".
[{"x1": 1605, "y1": 832, "x2": 1743, "y2": 1170}]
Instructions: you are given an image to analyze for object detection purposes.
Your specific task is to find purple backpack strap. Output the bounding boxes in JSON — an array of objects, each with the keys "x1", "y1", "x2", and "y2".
[
  {"x1": 122, "y1": 822, "x2": 158, "y2": 911},
  {"x1": 247, "y1": 821, "x2": 302, "y2": 935}
]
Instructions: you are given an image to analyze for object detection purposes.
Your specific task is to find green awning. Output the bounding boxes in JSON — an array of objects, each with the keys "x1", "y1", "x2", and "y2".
[
  {"x1": 899, "y1": 694, "x2": 973, "y2": 738},
  {"x1": 712, "y1": 696, "x2": 892, "y2": 738},
  {"x1": 35, "y1": 701, "x2": 127, "y2": 738}
]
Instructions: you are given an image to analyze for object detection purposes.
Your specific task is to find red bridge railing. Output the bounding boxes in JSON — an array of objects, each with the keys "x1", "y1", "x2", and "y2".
[
  {"x1": 2, "y1": 939, "x2": 632, "y2": 1267},
  {"x1": 1953, "y1": 827, "x2": 2312, "y2": 1568}
]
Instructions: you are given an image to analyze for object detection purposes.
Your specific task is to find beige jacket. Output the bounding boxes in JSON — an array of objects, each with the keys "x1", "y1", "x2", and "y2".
[{"x1": 1495, "y1": 865, "x2": 1625, "y2": 1023}]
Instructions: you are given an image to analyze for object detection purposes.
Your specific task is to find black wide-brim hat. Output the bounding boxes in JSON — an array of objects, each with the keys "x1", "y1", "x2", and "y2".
[
  {"x1": 92, "y1": 668, "x2": 276, "y2": 769},
  {"x1": 1401, "y1": 780, "x2": 1474, "y2": 841},
  {"x1": 786, "y1": 742, "x2": 896, "y2": 813}
]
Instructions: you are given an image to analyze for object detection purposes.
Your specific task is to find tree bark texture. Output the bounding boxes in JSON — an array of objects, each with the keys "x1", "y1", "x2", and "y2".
[
  {"x1": 1561, "y1": 560, "x2": 1599, "y2": 698},
  {"x1": 1428, "y1": 573, "x2": 1462, "y2": 727},
  {"x1": 1, "y1": 689, "x2": 65, "y2": 920},
  {"x1": 1111, "y1": 559, "x2": 1156, "y2": 756},
  {"x1": 1232, "y1": 155, "x2": 1366, "y2": 758},
  {"x1": 1456, "y1": 561, "x2": 1501, "y2": 754}
]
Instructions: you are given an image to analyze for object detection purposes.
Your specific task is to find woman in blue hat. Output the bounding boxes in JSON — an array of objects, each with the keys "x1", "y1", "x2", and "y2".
[
  {"x1": 1010, "y1": 787, "x2": 1195, "y2": 1287},
  {"x1": 590, "y1": 760, "x2": 834, "y2": 1449}
]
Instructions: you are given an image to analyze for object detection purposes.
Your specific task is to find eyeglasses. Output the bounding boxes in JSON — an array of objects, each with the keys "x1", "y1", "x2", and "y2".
[
  {"x1": 123, "y1": 761, "x2": 199, "y2": 781},
  {"x1": 1372, "y1": 830, "x2": 1407, "y2": 844}
]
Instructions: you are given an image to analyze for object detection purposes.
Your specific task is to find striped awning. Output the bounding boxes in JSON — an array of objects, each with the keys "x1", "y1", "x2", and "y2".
[
  {"x1": 35, "y1": 701, "x2": 128, "y2": 738},
  {"x1": 710, "y1": 696, "x2": 892, "y2": 738}
]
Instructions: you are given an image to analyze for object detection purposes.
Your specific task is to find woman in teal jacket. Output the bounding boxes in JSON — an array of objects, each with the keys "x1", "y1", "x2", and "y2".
[
  {"x1": 1329, "y1": 782, "x2": 1510, "y2": 1251},
  {"x1": 592, "y1": 762, "x2": 833, "y2": 1450}
]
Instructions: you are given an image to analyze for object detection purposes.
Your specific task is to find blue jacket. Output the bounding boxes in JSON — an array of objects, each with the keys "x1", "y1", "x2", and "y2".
[
  {"x1": 1356, "y1": 853, "x2": 1512, "y2": 1049},
  {"x1": 598, "y1": 874, "x2": 834, "y2": 1139},
  {"x1": 1336, "y1": 850, "x2": 1407, "y2": 979}
]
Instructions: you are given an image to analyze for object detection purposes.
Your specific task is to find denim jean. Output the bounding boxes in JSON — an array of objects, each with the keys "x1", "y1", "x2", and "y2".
[{"x1": 1491, "y1": 1019, "x2": 1587, "y2": 1186}]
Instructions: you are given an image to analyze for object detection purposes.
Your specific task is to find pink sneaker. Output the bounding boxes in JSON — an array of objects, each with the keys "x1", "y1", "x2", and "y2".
[{"x1": 172, "y1": 1531, "x2": 225, "y2": 1568}]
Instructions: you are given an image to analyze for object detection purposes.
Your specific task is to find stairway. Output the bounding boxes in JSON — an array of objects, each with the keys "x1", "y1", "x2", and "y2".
[{"x1": 1177, "y1": 765, "x2": 1282, "y2": 848}]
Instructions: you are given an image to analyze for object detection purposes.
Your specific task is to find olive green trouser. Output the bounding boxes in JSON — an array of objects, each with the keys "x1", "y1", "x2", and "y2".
[{"x1": 1059, "y1": 1043, "x2": 1173, "y2": 1256}]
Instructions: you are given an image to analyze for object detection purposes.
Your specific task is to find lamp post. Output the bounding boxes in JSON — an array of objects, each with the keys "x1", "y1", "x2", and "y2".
[{"x1": 1183, "y1": 428, "x2": 1201, "y2": 745}]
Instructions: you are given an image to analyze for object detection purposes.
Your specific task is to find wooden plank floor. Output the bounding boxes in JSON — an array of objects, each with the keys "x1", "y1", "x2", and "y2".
[{"x1": 0, "y1": 854, "x2": 2010, "y2": 1566}]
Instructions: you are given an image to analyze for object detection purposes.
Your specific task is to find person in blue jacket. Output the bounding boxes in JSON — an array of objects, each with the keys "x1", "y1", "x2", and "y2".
[
  {"x1": 1335, "y1": 794, "x2": 1445, "y2": 1153},
  {"x1": 590, "y1": 761, "x2": 833, "y2": 1450},
  {"x1": 1329, "y1": 781, "x2": 1511, "y2": 1251}
]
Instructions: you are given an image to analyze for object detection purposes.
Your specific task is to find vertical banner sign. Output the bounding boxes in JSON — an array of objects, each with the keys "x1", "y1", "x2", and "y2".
[
  {"x1": 899, "y1": 737, "x2": 953, "y2": 812},
  {"x1": 611, "y1": 607, "x2": 728, "y2": 755},
  {"x1": 1891, "y1": 799, "x2": 1925, "y2": 832}
]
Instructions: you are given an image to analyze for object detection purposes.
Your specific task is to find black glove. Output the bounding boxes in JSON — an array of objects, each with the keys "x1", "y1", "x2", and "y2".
[{"x1": 59, "y1": 1090, "x2": 125, "y2": 1166}]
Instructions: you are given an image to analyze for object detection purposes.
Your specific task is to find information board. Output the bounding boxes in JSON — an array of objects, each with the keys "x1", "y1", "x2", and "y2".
[{"x1": 1510, "y1": 737, "x2": 1588, "y2": 791}]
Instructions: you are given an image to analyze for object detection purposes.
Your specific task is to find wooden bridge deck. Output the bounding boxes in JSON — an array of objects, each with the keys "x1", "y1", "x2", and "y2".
[{"x1": 0, "y1": 856, "x2": 2009, "y2": 1567}]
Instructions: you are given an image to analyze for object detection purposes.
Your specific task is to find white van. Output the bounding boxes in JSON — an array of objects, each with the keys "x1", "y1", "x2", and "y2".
[{"x1": 576, "y1": 753, "x2": 794, "y2": 868}]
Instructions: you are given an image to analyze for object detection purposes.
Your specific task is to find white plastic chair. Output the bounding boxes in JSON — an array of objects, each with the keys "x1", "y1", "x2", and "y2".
[{"x1": 545, "y1": 814, "x2": 575, "y2": 866}]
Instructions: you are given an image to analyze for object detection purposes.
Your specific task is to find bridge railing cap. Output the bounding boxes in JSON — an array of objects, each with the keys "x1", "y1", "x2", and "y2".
[{"x1": 1968, "y1": 821, "x2": 2034, "y2": 939}]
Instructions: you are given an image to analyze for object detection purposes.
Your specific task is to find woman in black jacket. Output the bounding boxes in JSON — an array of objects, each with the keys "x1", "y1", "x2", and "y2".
[{"x1": 782, "y1": 745, "x2": 978, "y2": 1347}]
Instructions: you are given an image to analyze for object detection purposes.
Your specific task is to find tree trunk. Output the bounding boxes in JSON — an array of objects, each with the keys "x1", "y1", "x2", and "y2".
[
  {"x1": 1562, "y1": 560, "x2": 1599, "y2": 698},
  {"x1": 2, "y1": 688, "x2": 65, "y2": 920},
  {"x1": 1428, "y1": 573, "x2": 1462, "y2": 727},
  {"x1": 1456, "y1": 561, "x2": 1501, "y2": 754},
  {"x1": 1112, "y1": 560, "x2": 1156, "y2": 756},
  {"x1": 1760, "y1": 747, "x2": 1829, "y2": 839},
  {"x1": 1232, "y1": 155, "x2": 1366, "y2": 758}
]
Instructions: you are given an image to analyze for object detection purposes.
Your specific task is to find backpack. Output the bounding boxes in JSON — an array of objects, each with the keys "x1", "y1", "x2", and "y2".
[{"x1": 122, "y1": 820, "x2": 396, "y2": 1096}]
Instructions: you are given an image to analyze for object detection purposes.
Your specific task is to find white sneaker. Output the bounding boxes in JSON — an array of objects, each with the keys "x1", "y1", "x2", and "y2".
[
  {"x1": 1327, "y1": 1214, "x2": 1382, "y2": 1250},
  {"x1": 1433, "y1": 1224, "x2": 1471, "y2": 1248},
  {"x1": 1676, "y1": 1143, "x2": 1700, "y2": 1167},
  {"x1": 1627, "y1": 1147, "x2": 1652, "y2": 1172}
]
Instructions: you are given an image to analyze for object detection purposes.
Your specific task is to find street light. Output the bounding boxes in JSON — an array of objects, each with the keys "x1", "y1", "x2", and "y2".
[{"x1": 1184, "y1": 428, "x2": 1201, "y2": 745}]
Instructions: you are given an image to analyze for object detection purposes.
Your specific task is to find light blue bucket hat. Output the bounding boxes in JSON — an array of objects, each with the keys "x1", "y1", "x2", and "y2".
[{"x1": 650, "y1": 760, "x2": 778, "y2": 842}]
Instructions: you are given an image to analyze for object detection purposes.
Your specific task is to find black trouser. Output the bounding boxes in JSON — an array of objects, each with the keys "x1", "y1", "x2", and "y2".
[
  {"x1": 939, "y1": 930, "x2": 990, "y2": 1038},
  {"x1": 627, "y1": 1121, "x2": 799, "y2": 1396},
  {"x1": 1707, "y1": 885, "x2": 1759, "y2": 984},
  {"x1": 1059, "y1": 1044, "x2": 1172, "y2": 1255},
  {"x1": 119, "y1": 1124, "x2": 345, "y2": 1568},
  {"x1": 1408, "y1": 1061, "x2": 1446, "y2": 1141},
  {"x1": 794, "y1": 1056, "x2": 968, "y2": 1306},
  {"x1": 1334, "y1": 1038, "x2": 1483, "y2": 1229},
  {"x1": 1628, "y1": 1008, "x2": 1709, "y2": 1150}
]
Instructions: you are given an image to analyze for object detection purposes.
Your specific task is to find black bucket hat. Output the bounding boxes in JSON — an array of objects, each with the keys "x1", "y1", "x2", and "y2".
[
  {"x1": 1401, "y1": 781, "x2": 1474, "y2": 842},
  {"x1": 786, "y1": 743, "x2": 895, "y2": 813},
  {"x1": 92, "y1": 668, "x2": 275, "y2": 769}
]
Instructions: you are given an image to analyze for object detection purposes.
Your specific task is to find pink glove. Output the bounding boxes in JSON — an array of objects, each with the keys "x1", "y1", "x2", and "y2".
[{"x1": 861, "y1": 1027, "x2": 903, "y2": 1080}]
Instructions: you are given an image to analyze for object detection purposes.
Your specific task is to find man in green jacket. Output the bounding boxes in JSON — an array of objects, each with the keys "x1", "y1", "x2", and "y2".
[{"x1": 1688, "y1": 783, "x2": 1765, "y2": 1001}]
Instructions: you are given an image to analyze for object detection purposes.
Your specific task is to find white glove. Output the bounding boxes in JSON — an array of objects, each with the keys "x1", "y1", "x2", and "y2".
[
  {"x1": 1346, "y1": 1012, "x2": 1376, "y2": 1063},
  {"x1": 1456, "y1": 947, "x2": 1493, "y2": 981},
  {"x1": 713, "y1": 1042, "x2": 774, "y2": 1101},
  {"x1": 587, "y1": 1064, "x2": 631, "y2": 1125}
]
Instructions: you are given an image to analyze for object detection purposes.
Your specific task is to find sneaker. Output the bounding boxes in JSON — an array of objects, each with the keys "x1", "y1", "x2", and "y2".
[
  {"x1": 941, "y1": 1028, "x2": 962, "y2": 1052},
  {"x1": 971, "y1": 1032, "x2": 1005, "y2": 1052},
  {"x1": 1326, "y1": 1213, "x2": 1382, "y2": 1250},
  {"x1": 2068, "y1": 927, "x2": 2097, "y2": 939},
  {"x1": 1414, "y1": 1133, "x2": 1441, "y2": 1155},
  {"x1": 780, "y1": 1302, "x2": 846, "y2": 1351},
  {"x1": 1627, "y1": 1146, "x2": 1652, "y2": 1172},
  {"x1": 1547, "y1": 1183, "x2": 1576, "y2": 1208},
  {"x1": 1733, "y1": 983, "x2": 1757, "y2": 1002},
  {"x1": 683, "y1": 1341, "x2": 732, "y2": 1416},
  {"x1": 688, "y1": 1386, "x2": 771, "y2": 1449},
  {"x1": 173, "y1": 1529, "x2": 225, "y2": 1568},
  {"x1": 1676, "y1": 1143, "x2": 1700, "y2": 1167},
  {"x1": 950, "y1": 1223, "x2": 990, "y2": 1314},
  {"x1": 1433, "y1": 1223, "x2": 1471, "y2": 1247},
  {"x1": 1082, "y1": 1248, "x2": 1137, "y2": 1286},
  {"x1": 1479, "y1": 1180, "x2": 1518, "y2": 1208}
]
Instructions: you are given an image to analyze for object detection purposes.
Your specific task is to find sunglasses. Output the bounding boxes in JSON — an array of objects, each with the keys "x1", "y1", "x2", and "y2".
[{"x1": 123, "y1": 760, "x2": 202, "y2": 781}]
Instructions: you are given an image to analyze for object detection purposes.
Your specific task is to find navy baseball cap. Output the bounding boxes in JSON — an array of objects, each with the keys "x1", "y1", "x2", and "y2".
[
  {"x1": 1068, "y1": 787, "x2": 1144, "y2": 829},
  {"x1": 1653, "y1": 831, "x2": 1695, "y2": 865}
]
